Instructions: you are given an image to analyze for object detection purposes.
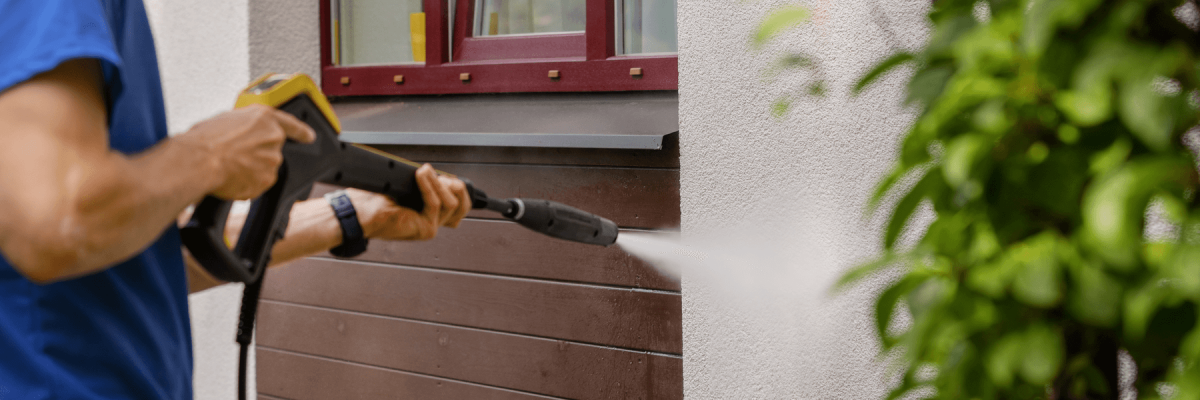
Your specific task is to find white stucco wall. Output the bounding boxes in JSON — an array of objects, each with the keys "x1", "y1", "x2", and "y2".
[
  {"x1": 248, "y1": 0, "x2": 322, "y2": 82},
  {"x1": 677, "y1": 0, "x2": 930, "y2": 398},
  {"x1": 142, "y1": 1, "x2": 253, "y2": 399}
]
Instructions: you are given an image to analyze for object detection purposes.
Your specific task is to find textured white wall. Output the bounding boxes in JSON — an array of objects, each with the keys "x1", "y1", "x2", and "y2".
[
  {"x1": 249, "y1": 0, "x2": 322, "y2": 82},
  {"x1": 142, "y1": 1, "x2": 253, "y2": 399},
  {"x1": 677, "y1": 0, "x2": 930, "y2": 398}
]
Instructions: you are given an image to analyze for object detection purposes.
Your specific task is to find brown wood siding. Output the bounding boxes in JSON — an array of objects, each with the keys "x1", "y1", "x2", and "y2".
[
  {"x1": 258, "y1": 349, "x2": 557, "y2": 400},
  {"x1": 342, "y1": 219, "x2": 679, "y2": 291},
  {"x1": 258, "y1": 302, "x2": 681, "y2": 400},
  {"x1": 260, "y1": 258, "x2": 681, "y2": 353},
  {"x1": 257, "y1": 138, "x2": 681, "y2": 399}
]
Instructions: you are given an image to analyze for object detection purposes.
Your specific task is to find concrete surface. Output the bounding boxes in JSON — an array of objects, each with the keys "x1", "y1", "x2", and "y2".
[{"x1": 677, "y1": 0, "x2": 930, "y2": 398}]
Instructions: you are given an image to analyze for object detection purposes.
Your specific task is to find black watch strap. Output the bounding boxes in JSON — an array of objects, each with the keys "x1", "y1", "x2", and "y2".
[{"x1": 325, "y1": 190, "x2": 369, "y2": 258}]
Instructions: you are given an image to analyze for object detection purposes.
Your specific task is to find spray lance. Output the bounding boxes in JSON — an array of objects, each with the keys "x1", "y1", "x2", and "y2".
[{"x1": 179, "y1": 73, "x2": 618, "y2": 400}]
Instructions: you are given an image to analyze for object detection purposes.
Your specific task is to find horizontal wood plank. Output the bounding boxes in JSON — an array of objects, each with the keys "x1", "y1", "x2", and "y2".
[
  {"x1": 257, "y1": 302, "x2": 683, "y2": 400},
  {"x1": 333, "y1": 218, "x2": 679, "y2": 291},
  {"x1": 257, "y1": 348, "x2": 556, "y2": 400},
  {"x1": 261, "y1": 258, "x2": 682, "y2": 353},
  {"x1": 441, "y1": 164, "x2": 679, "y2": 229},
  {"x1": 371, "y1": 133, "x2": 679, "y2": 168},
  {"x1": 309, "y1": 163, "x2": 679, "y2": 229}
]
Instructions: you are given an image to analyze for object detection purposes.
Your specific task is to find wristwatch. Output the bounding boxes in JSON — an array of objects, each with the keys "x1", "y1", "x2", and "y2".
[{"x1": 325, "y1": 190, "x2": 369, "y2": 258}]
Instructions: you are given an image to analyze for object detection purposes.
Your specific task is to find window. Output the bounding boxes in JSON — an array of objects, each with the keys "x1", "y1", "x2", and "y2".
[
  {"x1": 617, "y1": 0, "x2": 676, "y2": 55},
  {"x1": 475, "y1": 0, "x2": 586, "y2": 36},
  {"x1": 321, "y1": 0, "x2": 677, "y2": 96},
  {"x1": 335, "y1": 0, "x2": 427, "y2": 65}
]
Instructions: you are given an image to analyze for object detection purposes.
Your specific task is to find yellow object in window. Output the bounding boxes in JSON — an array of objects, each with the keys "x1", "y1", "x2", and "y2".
[{"x1": 410, "y1": 13, "x2": 426, "y2": 62}]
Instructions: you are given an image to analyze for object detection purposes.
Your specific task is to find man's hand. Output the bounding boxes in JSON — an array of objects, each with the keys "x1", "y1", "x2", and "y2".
[
  {"x1": 185, "y1": 164, "x2": 473, "y2": 293},
  {"x1": 175, "y1": 104, "x2": 315, "y2": 200},
  {"x1": 349, "y1": 164, "x2": 473, "y2": 241},
  {"x1": 0, "y1": 58, "x2": 317, "y2": 283}
]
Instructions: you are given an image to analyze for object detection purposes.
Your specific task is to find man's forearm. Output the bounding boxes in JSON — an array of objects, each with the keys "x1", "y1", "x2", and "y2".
[
  {"x1": 6, "y1": 136, "x2": 222, "y2": 282},
  {"x1": 0, "y1": 60, "x2": 224, "y2": 283},
  {"x1": 186, "y1": 196, "x2": 345, "y2": 294}
]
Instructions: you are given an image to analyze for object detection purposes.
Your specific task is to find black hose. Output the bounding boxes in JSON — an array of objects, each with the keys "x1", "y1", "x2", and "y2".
[
  {"x1": 236, "y1": 278, "x2": 263, "y2": 400},
  {"x1": 237, "y1": 341, "x2": 250, "y2": 400}
]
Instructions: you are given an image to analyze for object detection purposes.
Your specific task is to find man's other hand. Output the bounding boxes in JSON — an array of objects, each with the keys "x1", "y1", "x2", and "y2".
[
  {"x1": 349, "y1": 164, "x2": 472, "y2": 241},
  {"x1": 175, "y1": 104, "x2": 316, "y2": 200}
]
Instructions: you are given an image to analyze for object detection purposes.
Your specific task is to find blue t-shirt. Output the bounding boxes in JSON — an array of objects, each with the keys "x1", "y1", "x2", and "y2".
[{"x1": 0, "y1": 1, "x2": 193, "y2": 399}]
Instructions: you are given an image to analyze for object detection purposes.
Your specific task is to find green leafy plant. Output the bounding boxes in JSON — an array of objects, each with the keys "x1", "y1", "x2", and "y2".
[{"x1": 837, "y1": 0, "x2": 1200, "y2": 398}]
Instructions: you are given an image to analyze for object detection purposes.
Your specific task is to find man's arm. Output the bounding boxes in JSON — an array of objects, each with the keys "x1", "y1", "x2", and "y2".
[
  {"x1": 0, "y1": 59, "x2": 315, "y2": 283},
  {"x1": 184, "y1": 166, "x2": 473, "y2": 294}
]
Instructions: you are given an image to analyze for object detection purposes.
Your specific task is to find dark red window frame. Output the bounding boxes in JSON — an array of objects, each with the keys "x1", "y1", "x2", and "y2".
[{"x1": 320, "y1": 0, "x2": 678, "y2": 96}]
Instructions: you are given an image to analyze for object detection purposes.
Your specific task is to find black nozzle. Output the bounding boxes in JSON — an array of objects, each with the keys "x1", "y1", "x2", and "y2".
[{"x1": 501, "y1": 198, "x2": 618, "y2": 246}]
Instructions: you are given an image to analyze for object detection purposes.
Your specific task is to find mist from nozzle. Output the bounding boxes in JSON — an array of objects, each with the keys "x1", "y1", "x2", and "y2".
[{"x1": 613, "y1": 224, "x2": 882, "y2": 398}]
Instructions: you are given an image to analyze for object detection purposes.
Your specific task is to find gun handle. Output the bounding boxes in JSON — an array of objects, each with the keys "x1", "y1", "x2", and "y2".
[
  {"x1": 324, "y1": 144, "x2": 425, "y2": 211},
  {"x1": 181, "y1": 177, "x2": 295, "y2": 284}
]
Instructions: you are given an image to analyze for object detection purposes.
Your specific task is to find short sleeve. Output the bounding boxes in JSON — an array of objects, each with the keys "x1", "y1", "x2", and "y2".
[{"x1": 0, "y1": 0, "x2": 123, "y2": 93}]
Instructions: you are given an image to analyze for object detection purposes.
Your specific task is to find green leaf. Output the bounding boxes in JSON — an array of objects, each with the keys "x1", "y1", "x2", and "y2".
[
  {"x1": 875, "y1": 276, "x2": 921, "y2": 348},
  {"x1": 1011, "y1": 233, "x2": 1063, "y2": 308},
  {"x1": 868, "y1": 169, "x2": 904, "y2": 213},
  {"x1": 967, "y1": 219, "x2": 1002, "y2": 264},
  {"x1": 1067, "y1": 262, "x2": 1122, "y2": 327},
  {"x1": 926, "y1": 14, "x2": 977, "y2": 57},
  {"x1": 1118, "y1": 73, "x2": 1177, "y2": 152},
  {"x1": 854, "y1": 52, "x2": 916, "y2": 94},
  {"x1": 942, "y1": 133, "x2": 993, "y2": 188},
  {"x1": 1020, "y1": 324, "x2": 1065, "y2": 385},
  {"x1": 885, "y1": 170, "x2": 939, "y2": 249},
  {"x1": 1167, "y1": 243, "x2": 1200, "y2": 295},
  {"x1": 752, "y1": 6, "x2": 810, "y2": 48},
  {"x1": 1082, "y1": 158, "x2": 1193, "y2": 271},
  {"x1": 972, "y1": 99, "x2": 1010, "y2": 134},
  {"x1": 1124, "y1": 280, "x2": 1166, "y2": 340},
  {"x1": 1087, "y1": 137, "x2": 1131, "y2": 177},
  {"x1": 1021, "y1": 0, "x2": 1102, "y2": 59},
  {"x1": 985, "y1": 333, "x2": 1024, "y2": 387},
  {"x1": 1181, "y1": 321, "x2": 1200, "y2": 359},
  {"x1": 835, "y1": 251, "x2": 911, "y2": 291},
  {"x1": 908, "y1": 277, "x2": 952, "y2": 319},
  {"x1": 1056, "y1": 89, "x2": 1112, "y2": 127},
  {"x1": 906, "y1": 66, "x2": 954, "y2": 108},
  {"x1": 967, "y1": 258, "x2": 1017, "y2": 299},
  {"x1": 1055, "y1": 42, "x2": 1123, "y2": 126},
  {"x1": 1057, "y1": 124, "x2": 1081, "y2": 144}
]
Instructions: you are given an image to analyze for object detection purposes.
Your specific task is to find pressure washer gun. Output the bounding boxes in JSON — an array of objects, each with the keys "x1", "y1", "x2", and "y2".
[{"x1": 179, "y1": 73, "x2": 618, "y2": 400}]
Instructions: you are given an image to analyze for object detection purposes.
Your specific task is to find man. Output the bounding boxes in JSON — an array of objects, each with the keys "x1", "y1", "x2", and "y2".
[{"x1": 0, "y1": 0, "x2": 472, "y2": 398}]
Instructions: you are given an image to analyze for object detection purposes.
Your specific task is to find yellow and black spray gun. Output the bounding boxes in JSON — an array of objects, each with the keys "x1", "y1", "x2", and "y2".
[{"x1": 179, "y1": 73, "x2": 618, "y2": 400}]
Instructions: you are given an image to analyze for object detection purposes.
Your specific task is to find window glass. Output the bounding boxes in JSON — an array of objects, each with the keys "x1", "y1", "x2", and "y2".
[
  {"x1": 617, "y1": 0, "x2": 676, "y2": 54},
  {"x1": 474, "y1": 0, "x2": 586, "y2": 36},
  {"x1": 337, "y1": 0, "x2": 426, "y2": 65}
]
